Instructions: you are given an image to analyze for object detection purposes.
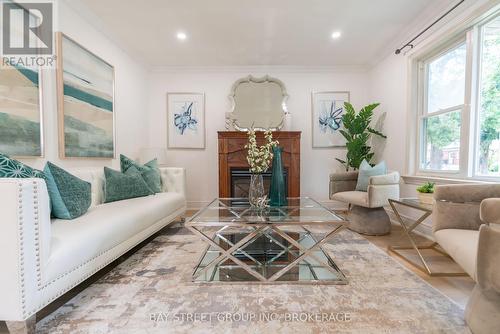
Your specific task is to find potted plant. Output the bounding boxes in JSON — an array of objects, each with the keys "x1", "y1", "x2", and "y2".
[
  {"x1": 336, "y1": 102, "x2": 386, "y2": 171},
  {"x1": 416, "y1": 182, "x2": 435, "y2": 205}
]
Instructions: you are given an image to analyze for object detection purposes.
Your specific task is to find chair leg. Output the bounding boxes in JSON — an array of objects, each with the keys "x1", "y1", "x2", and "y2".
[{"x1": 6, "y1": 315, "x2": 36, "y2": 334}]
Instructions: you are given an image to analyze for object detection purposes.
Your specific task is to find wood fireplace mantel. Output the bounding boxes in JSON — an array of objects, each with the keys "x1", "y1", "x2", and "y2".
[{"x1": 218, "y1": 131, "x2": 301, "y2": 198}]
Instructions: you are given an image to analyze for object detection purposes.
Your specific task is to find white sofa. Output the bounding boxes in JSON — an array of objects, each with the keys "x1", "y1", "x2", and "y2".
[{"x1": 0, "y1": 167, "x2": 186, "y2": 331}]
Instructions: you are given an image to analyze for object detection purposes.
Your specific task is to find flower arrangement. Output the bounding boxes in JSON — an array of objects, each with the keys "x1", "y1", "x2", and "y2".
[
  {"x1": 416, "y1": 182, "x2": 435, "y2": 193},
  {"x1": 245, "y1": 129, "x2": 279, "y2": 174}
]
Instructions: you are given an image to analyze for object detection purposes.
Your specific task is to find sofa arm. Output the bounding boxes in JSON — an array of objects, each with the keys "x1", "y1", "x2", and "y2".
[
  {"x1": 433, "y1": 185, "x2": 500, "y2": 232},
  {"x1": 367, "y1": 183, "x2": 400, "y2": 208},
  {"x1": 476, "y1": 224, "x2": 500, "y2": 293},
  {"x1": 329, "y1": 171, "x2": 358, "y2": 198},
  {"x1": 480, "y1": 198, "x2": 500, "y2": 225},
  {"x1": 159, "y1": 167, "x2": 187, "y2": 197},
  {"x1": 369, "y1": 171, "x2": 400, "y2": 185},
  {"x1": 0, "y1": 178, "x2": 51, "y2": 321}
]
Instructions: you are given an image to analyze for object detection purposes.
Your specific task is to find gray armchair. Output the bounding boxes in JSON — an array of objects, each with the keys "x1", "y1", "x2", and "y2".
[
  {"x1": 432, "y1": 185, "x2": 500, "y2": 334},
  {"x1": 329, "y1": 171, "x2": 400, "y2": 235}
]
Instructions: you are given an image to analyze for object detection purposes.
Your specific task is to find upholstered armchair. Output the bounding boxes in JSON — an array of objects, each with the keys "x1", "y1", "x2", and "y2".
[
  {"x1": 329, "y1": 171, "x2": 400, "y2": 235},
  {"x1": 432, "y1": 185, "x2": 500, "y2": 334}
]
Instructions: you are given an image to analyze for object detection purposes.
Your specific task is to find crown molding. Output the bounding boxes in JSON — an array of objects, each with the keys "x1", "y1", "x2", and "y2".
[{"x1": 149, "y1": 65, "x2": 369, "y2": 74}]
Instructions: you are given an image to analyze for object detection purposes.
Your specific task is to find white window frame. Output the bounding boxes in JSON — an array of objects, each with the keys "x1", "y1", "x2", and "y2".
[{"x1": 411, "y1": 9, "x2": 500, "y2": 181}]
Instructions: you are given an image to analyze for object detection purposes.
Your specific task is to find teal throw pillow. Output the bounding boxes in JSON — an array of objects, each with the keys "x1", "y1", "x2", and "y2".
[
  {"x1": 104, "y1": 167, "x2": 154, "y2": 203},
  {"x1": 43, "y1": 162, "x2": 91, "y2": 220},
  {"x1": 355, "y1": 160, "x2": 387, "y2": 192},
  {"x1": 0, "y1": 153, "x2": 45, "y2": 179},
  {"x1": 120, "y1": 154, "x2": 162, "y2": 193}
]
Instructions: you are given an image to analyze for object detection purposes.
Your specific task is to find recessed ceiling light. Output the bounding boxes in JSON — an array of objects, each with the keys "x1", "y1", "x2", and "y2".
[
  {"x1": 331, "y1": 31, "x2": 342, "y2": 39},
  {"x1": 176, "y1": 32, "x2": 187, "y2": 40}
]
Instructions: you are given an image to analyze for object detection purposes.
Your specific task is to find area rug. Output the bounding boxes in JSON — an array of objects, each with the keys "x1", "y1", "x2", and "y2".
[{"x1": 37, "y1": 227, "x2": 469, "y2": 333}]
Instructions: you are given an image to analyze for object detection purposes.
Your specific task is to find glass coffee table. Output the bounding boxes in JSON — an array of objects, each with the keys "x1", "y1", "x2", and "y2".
[{"x1": 186, "y1": 197, "x2": 348, "y2": 284}]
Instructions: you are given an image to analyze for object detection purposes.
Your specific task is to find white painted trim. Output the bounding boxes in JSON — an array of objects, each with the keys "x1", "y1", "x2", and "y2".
[
  {"x1": 150, "y1": 65, "x2": 369, "y2": 74},
  {"x1": 401, "y1": 174, "x2": 496, "y2": 186}
]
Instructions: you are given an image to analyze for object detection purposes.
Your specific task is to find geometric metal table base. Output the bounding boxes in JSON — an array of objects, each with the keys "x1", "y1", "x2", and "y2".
[
  {"x1": 388, "y1": 199, "x2": 467, "y2": 277},
  {"x1": 187, "y1": 198, "x2": 348, "y2": 284}
]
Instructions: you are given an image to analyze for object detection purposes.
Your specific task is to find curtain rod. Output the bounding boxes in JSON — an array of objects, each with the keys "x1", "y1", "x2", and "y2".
[{"x1": 395, "y1": 0, "x2": 466, "y2": 55}]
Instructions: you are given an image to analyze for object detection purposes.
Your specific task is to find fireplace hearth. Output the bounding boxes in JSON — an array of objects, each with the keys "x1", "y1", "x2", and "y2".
[{"x1": 230, "y1": 168, "x2": 288, "y2": 205}]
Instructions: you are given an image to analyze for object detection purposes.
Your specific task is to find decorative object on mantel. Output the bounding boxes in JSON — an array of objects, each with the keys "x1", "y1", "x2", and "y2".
[
  {"x1": 167, "y1": 92, "x2": 205, "y2": 149},
  {"x1": 269, "y1": 146, "x2": 287, "y2": 207},
  {"x1": 311, "y1": 91, "x2": 349, "y2": 148},
  {"x1": 226, "y1": 75, "x2": 288, "y2": 131},
  {"x1": 245, "y1": 129, "x2": 278, "y2": 207},
  {"x1": 56, "y1": 32, "x2": 115, "y2": 159},
  {"x1": 416, "y1": 182, "x2": 435, "y2": 205},
  {"x1": 336, "y1": 102, "x2": 386, "y2": 171}
]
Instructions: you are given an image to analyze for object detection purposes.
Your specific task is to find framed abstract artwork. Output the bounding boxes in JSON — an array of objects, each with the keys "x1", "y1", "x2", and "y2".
[
  {"x1": 167, "y1": 92, "x2": 205, "y2": 149},
  {"x1": 0, "y1": 5, "x2": 43, "y2": 157},
  {"x1": 56, "y1": 32, "x2": 115, "y2": 159},
  {"x1": 311, "y1": 91, "x2": 350, "y2": 148}
]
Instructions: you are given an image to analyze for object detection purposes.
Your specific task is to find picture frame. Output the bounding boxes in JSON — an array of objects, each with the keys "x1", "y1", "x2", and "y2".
[
  {"x1": 0, "y1": 4, "x2": 44, "y2": 158},
  {"x1": 311, "y1": 91, "x2": 350, "y2": 148},
  {"x1": 167, "y1": 92, "x2": 206, "y2": 149},
  {"x1": 56, "y1": 32, "x2": 115, "y2": 159}
]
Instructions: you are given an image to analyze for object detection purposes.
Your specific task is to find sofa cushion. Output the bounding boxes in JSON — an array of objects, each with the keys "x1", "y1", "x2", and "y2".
[
  {"x1": 355, "y1": 160, "x2": 387, "y2": 192},
  {"x1": 0, "y1": 153, "x2": 44, "y2": 178},
  {"x1": 46, "y1": 192, "x2": 185, "y2": 283},
  {"x1": 331, "y1": 191, "x2": 368, "y2": 207},
  {"x1": 104, "y1": 167, "x2": 154, "y2": 203},
  {"x1": 70, "y1": 168, "x2": 105, "y2": 208},
  {"x1": 434, "y1": 228, "x2": 480, "y2": 281},
  {"x1": 120, "y1": 154, "x2": 162, "y2": 193},
  {"x1": 43, "y1": 162, "x2": 91, "y2": 220}
]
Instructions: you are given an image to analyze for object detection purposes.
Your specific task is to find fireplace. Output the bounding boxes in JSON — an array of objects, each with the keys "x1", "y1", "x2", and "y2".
[
  {"x1": 218, "y1": 131, "x2": 301, "y2": 199},
  {"x1": 230, "y1": 168, "x2": 288, "y2": 205}
]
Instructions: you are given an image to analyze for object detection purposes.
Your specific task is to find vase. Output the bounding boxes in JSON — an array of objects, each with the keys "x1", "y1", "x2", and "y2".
[
  {"x1": 249, "y1": 173, "x2": 265, "y2": 207},
  {"x1": 269, "y1": 146, "x2": 287, "y2": 207}
]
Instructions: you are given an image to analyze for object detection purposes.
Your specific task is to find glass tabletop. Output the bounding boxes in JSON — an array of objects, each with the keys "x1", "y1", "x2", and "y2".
[
  {"x1": 187, "y1": 197, "x2": 344, "y2": 225},
  {"x1": 390, "y1": 198, "x2": 433, "y2": 211}
]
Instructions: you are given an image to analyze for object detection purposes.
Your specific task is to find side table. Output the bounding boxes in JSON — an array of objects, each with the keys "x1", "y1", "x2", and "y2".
[{"x1": 387, "y1": 198, "x2": 467, "y2": 277}]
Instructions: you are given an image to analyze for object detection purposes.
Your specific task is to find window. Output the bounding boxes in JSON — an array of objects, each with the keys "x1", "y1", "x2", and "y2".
[
  {"x1": 476, "y1": 15, "x2": 500, "y2": 177},
  {"x1": 417, "y1": 11, "x2": 500, "y2": 179}
]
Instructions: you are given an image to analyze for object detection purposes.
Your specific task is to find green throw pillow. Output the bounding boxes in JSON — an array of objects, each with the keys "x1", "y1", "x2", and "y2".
[
  {"x1": 0, "y1": 153, "x2": 45, "y2": 179},
  {"x1": 355, "y1": 160, "x2": 387, "y2": 192},
  {"x1": 120, "y1": 154, "x2": 162, "y2": 193},
  {"x1": 104, "y1": 167, "x2": 154, "y2": 203},
  {"x1": 43, "y1": 162, "x2": 91, "y2": 220}
]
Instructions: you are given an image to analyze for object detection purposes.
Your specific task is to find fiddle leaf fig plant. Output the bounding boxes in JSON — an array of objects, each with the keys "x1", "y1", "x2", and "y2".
[{"x1": 336, "y1": 102, "x2": 387, "y2": 171}]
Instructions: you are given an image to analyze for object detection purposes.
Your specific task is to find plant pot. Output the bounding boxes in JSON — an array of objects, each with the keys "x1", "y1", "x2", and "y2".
[{"x1": 417, "y1": 192, "x2": 434, "y2": 205}]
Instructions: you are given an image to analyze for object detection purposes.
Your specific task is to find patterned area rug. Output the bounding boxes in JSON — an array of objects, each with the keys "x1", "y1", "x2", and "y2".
[{"x1": 37, "y1": 227, "x2": 469, "y2": 333}]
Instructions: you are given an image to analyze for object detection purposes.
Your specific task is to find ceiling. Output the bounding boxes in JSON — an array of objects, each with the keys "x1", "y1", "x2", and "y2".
[{"x1": 73, "y1": 0, "x2": 455, "y2": 67}]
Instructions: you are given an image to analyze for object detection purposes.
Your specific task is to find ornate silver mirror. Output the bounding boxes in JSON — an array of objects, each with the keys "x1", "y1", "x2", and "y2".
[{"x1": 226, "y1": 75, "x2": 288, "y2": 131}]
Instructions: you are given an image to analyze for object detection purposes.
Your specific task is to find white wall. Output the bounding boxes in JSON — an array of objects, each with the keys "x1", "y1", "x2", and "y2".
[
  {"x1": 17, "y1": 1, "x2": 150, "y2": 170},
  {"x1": 146, "y1": 67, "x2": 375, "y2": 207}
]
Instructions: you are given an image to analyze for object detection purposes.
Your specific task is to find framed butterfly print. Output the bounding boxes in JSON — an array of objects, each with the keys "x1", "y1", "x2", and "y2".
[
  {"x1": 166, "y1": 92, "x2": 205, "y2": 149},
  {"x1": 311, "y1": 91, "x2": 350, "y2": 148}
]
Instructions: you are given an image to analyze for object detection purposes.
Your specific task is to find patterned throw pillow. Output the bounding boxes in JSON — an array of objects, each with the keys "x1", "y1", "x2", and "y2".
[
  {"x1": 120, "y1": 154, "x2": 162, "y2": 193},
  {"x1": 44, "y1": 162, "x2": 91, "y2": 220},
  {"x1": 104, "y1": 167, "x2": 154, "y2": 203},
  {"x1": 355, "y1": 160, "x2": 387, "y2": 192},
  {"x1": 0, "y1": 153, "x2": 45, "y2": 179}
]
